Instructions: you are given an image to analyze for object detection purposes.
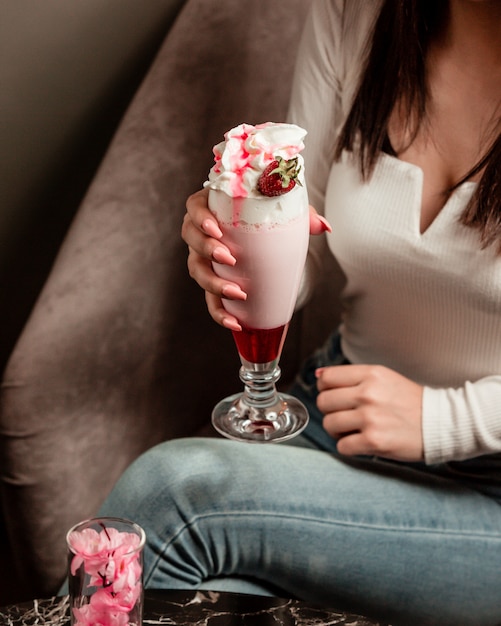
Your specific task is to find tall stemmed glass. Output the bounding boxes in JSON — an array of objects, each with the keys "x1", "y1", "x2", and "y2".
[{"x1": 207, "y1": 123, "x2": 310, "y2": 443}]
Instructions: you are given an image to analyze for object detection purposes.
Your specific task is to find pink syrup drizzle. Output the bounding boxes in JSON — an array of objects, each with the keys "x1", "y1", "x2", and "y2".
[
  {"x1": 217, "y1": 123, "x2": 304, "y2": 226},
  {"x1": 231, "y1": 197, "x2": 244, "y2": 228},
  {"x1": 228, "y1": 128, "x2": 251, "y2": 199},
  {"x1": 227, "y1": 127, "x2": 251, "y2": 225},
  {"x1": 212, "y1": 149, "x2": 222, "y2": 174}
]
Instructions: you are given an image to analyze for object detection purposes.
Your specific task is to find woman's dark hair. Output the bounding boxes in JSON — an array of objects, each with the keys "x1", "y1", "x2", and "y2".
[{"x1": 335, "y1": 0, "x2": 501, "y2": 250}]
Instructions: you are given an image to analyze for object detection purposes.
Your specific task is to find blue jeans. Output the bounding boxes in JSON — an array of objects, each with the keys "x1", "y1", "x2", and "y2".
[{"x1": 99, "y1": 334, "x2": 501, "y2": 626}]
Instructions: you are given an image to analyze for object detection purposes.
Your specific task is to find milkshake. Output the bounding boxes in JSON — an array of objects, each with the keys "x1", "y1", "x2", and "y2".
[
  {"x1": 205, "y1": 122, "x2": 310, "y2": 442},
  {"x1": 206, "y1": 122, "x2": 309, "y2": 367}
]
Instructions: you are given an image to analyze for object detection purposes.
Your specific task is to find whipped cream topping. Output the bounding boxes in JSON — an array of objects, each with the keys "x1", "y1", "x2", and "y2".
[
  {"x1": 208, "y1": 186, "x2": 308, "y2": 227},
  {"x1": 204, "y1": 122, "x2": 307, "y2": 198}
]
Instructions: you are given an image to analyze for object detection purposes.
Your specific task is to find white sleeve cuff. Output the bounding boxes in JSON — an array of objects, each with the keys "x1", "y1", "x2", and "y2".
[{"x1": 422, "y1": 378, "x2": 501, "y2": 464}]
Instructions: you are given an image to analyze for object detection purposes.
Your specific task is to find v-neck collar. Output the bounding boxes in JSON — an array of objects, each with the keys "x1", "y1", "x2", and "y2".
[{"x1": 377, "y1": 152, "x2": 477, "y2": 239}]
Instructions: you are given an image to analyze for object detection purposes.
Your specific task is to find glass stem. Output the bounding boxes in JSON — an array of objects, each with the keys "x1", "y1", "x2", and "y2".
[{"x1": 239, "y1": 365, "x2": 281, "y2": 410}]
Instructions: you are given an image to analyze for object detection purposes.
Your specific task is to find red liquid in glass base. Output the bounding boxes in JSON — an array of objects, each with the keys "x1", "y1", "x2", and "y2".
[{"x1": 232, "y1": 323, "x2": 289, "y2": 364}]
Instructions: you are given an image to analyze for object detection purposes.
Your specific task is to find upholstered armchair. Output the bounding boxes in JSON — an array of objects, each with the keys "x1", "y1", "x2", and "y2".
[{"x1": 0, "y1": 0, "x2": 342, "y2": 604}]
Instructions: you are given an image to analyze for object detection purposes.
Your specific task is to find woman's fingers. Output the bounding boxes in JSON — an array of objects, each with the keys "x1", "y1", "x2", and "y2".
[
  {"x1": 201, "y1": 216, "x2": 223, "y2": 239},
  {"x1": 187, "y1": 248, "x2": 245, "y2": 297},
  {"x1": 309, "y1": 206, "x2": 332, "y2": 235},
  {"x1": 183, "y1": 215, "x2": 235, "y2": 265},
  {"x1": 205, "y1": 292, "x2": 242, "y2": 331},
  {"x1": 185, "y1": 188, "x2": 213, "y2": 225},
  {"x1": 187, "y1": 244, "x2": 245, "y2": 330},
  {"x1": 315, "y1": 364, "x2": 424, "y2": 462},
  {"x1": 183, "y1": 191, "x2": 236, "y2": 266},
  {"x1": 186, "y1": 188, "x2": 223, "y2": 241},
  {"x1": 182, "y1": 187, "x2": 246, "y2": 329}
]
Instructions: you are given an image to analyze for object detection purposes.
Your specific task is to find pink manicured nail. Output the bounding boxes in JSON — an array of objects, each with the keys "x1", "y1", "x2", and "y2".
[
  {"x1": 318, "y1": 215, "x2": 332, "y2": 233},
  {"x1": 213, "y1": 246, "x2": 236, "y2": 265},
  {"x1": 315, "y1": 368, "x2": 325, "y2": 378},
  {"x1": 222, "y1": 284, "x2": 247, "y2": 300},
  {"x1": 202, "y1": 219, "x2": 223, "y2": 239},
  {"x1": 222, "y1": 317, "x2": 242, "y2": 332}
]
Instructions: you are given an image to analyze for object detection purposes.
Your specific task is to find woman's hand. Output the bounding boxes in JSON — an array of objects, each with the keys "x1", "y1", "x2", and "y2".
[
  {"x1": 182, "y1": 189, "x2": 243, "y2": 331},
  {"x1": 181, "y1": 188, "x2": 331, "y2": 330},
  {"x1": 316, "y1": 364, "x2": 424, "y2": 462}
]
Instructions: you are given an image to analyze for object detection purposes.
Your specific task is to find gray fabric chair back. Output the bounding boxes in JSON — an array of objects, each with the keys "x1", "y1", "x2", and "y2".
[{"x1": 1, "y1": 0, "x2": 341, "y2": 601}]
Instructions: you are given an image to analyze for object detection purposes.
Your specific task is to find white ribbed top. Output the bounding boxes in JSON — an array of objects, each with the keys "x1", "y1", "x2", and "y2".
[{"x1": 288, "y1": 0, "x2": 501, "y2": 463}]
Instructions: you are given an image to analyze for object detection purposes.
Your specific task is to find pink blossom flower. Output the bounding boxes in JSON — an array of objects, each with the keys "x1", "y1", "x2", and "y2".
[
  {"x1": 72, "y1": 603, "x2": 130, "y2": 626},
  {"x1": 68, "y1": 522, "x2": 143, "y2": 625},
  {"x1": 90, "y1": 584, "x2": 142, "y2": 613},
  {"x1": 69, "y1": 527, "x2": 141, "y2": 585}
]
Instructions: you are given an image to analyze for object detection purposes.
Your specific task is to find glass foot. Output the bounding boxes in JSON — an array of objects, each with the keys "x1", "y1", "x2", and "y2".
[{"x1": 212, "y1": 392, "x2": 309, "y2": 443}]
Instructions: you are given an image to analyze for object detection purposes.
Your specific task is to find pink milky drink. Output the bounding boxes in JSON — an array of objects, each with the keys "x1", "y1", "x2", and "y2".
[
  {"x1": 205, "y1": 122, "x2": 310, "y2": 442},
  {"x1": 209, "y1": 186, "x2": 309, "y2": 366}
]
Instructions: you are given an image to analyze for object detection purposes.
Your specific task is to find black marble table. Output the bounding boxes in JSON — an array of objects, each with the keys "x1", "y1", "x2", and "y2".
[{"x1": 0, "y1": 589, "x2": 390, "y2": 626}]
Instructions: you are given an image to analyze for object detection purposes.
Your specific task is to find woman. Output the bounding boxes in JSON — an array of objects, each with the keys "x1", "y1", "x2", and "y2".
[{"x1": 101, "y1": 1, "x2": 501, "y2": 623}]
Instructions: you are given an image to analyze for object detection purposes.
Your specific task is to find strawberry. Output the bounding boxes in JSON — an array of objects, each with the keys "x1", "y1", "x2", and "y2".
[{"x1": 257, "y1": 156, "x2": 302, "y2": 197}]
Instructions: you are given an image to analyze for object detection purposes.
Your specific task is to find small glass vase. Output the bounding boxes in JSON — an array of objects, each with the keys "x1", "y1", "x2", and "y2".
[{"x1": 66, "y1": 516, "x2": 145, "y2": 626}]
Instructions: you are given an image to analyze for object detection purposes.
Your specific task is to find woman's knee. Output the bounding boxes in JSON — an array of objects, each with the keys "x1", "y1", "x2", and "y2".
[{"x1": 99, "y1": 438, "x2": 244, "y2": 521}]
